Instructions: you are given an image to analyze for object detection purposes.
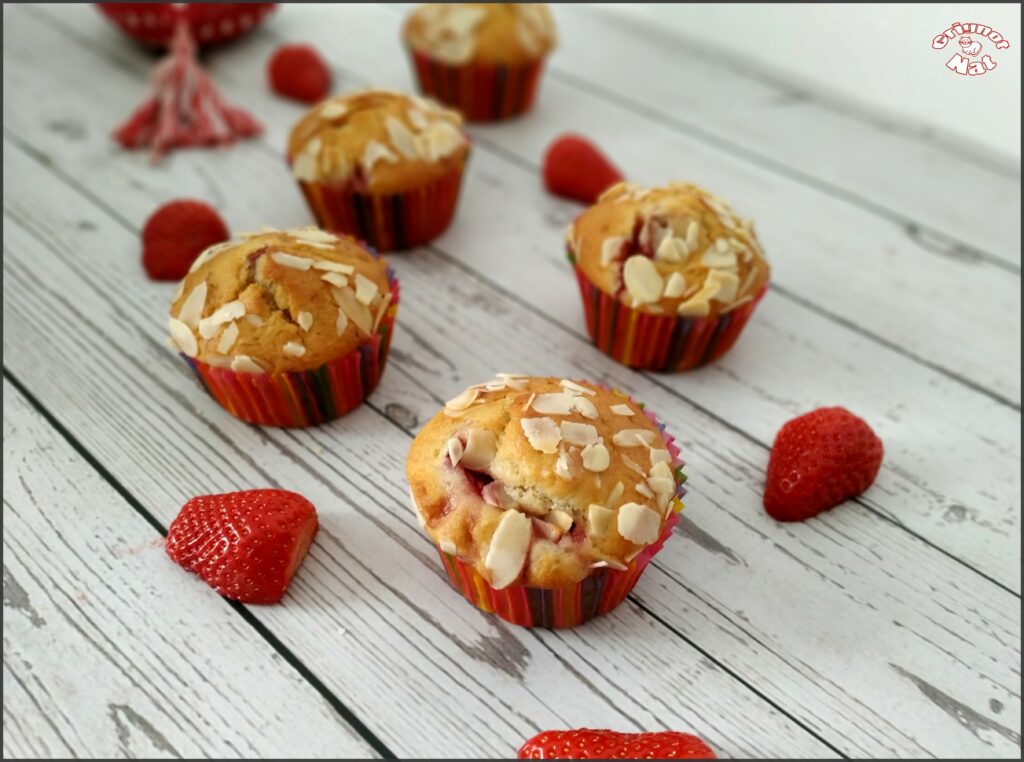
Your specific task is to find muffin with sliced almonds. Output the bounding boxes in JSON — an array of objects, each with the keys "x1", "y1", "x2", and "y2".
[
  {"x1": 567, "y1": 181, "x2": 770, "y2": 371},
  {"x1": 168, "y1": 226, "x2": 399, "y2": 427},
  {"x1": 287, "y1": 88, "x2": 470, "y2": 252},
  {"x1": 406, "y1": 374, "x2": 685, "y2": 628},
  {"x1": 403, "y1": 3, "x2": 557, "y2": 121}
]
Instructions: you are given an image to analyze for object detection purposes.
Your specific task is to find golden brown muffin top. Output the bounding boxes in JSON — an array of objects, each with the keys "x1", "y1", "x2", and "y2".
[
  {"x1": 168, "y1": 228, "x2": 392, "y2": 374},
  {"x1": 569, "y1": 182, "x2": 771, "y2": 318},
  {"x1": 287, "y1": 89, "x2": 469, "y2": 194},
  {"x1": 403, "y1": 3, "x2": 556, "y2": 66},
  {"x1": 406, "y1": 375, "x2": 682, "y2": 590}
]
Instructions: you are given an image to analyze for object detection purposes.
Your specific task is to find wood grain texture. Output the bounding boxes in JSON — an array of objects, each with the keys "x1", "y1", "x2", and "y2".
[
  {"x1": 2, "y1": 381, "x2": 378, "y2": 759},
  {"x1": 4, "y1": 127, "x2": 1020, "y2": 758},
  {"x1": 10, "y1": 3, "x2": 1020, "y2": 590},
  {"x1": 3, "y1": 4, "x2": 1021, "y2": 759}
]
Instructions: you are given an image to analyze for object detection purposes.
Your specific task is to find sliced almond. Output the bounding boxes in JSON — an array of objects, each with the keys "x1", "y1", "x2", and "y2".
[
  {"x1": 522, "y1": 392, "x2": 536, "y2": 412},
  {"x1": 561, "y1": 421, "x2": 598, "y2": 446},
  {"x1": 707, "y1": 269, "x2": 740, "y2": 303},
  {"x1": 581, "y1": 441, "x2": 610, "y2": 472},
  {"x1": 649, "y1": 448, "x2": 672, "y2": 465},
  {"x1": 703, "y1": 247, "x2": 737, "y2": 270},
  {"x1": 217, "y1": 321, "x2": 239, "y2": 353},
  {"x1": 547, "y1": 510, "x2": 574, "y2": 533},
  {"x1": 531, "y1": 392, "x2": 574, "y2": 415},
  {"x1": 332, "y1": 287, "x2": 372, "y2": 334},
  {"x1": 677, "y1": 298, "x2": 711, "y2": 318},
  {"x1": 198, "y1": 300, "x2": 245, "y2": 339},
  {"x1": 312, "y1": 259, "x2": 355, "y2": 274},
  {"x1": 610, "y1": 403, "x2": 634, "y2": 416},
  {"x1": 362, "y1": 140, "x2": 398, "y2": 173},
  {"x1": 587, "y1": 504, "x2": 613, "y2": 538},
  {"x1": 319, "y1": 101, "x2": 347, "y2": 120},
  {"x1": 177, "y1": 281, "x2": 207, "y2": 328},
  {"x1": 590, "y1": 558, "x2": 628, "y2": 571},
  {"x1": 445, "y1": 387, "x2": 479, "y2": 411},
  {"x1": 354, "y1": 273, "x2": 379, "y2": 305},
  {"x1": 663, "y1": 271, "x2": 687, "y2": 299},
  {"x1": 188, "y1": 241, "x2": 233, "y2": 274},
  {"x1": 461, "y1": 428, "x2": 496, "y2": 470},
  {"x1": 271, "y1": 252, "x2": 314, "y2": 270},
  {"x1": 606, "y1": 481, "x2": 625, "y2": 507},
  {"x1": 622, "y1": 255, "x2": 663, "y2": 304},
  {"x1": 621, "y1": 454, "x2": 646, "y2": 476},
  {"x1": 533, "y1": 517, "x2": 564, "y2": 542},
  {"x1": 292, "y1": 149, "x2": 319, "y2": 182},
  {"x1": 560, "y1": 379, "x2": 595, "y2": 396},
  {"x1": 482, "y1": 481, "x2": 516, "y2": 509},
  {"x1": 636, "y1": 482, "x2": 655, "y2": 499},
  {"x1": 521, "y1": 416, "x2": 561, "y2": 453},
  {"x1": 600, "y1": 236, "x2": 624, "y2": 266},
  {"x1": 648, "y1": 476, "x2": 676, "y2": 496},
  {"x1": 246, "y1": 314, "x2": 265, "y2": 327},
  {"x1": 446, "y1": 436, "x2": 464, "y2": 466},
  {"x1": 686, "y1": 220, "x2": 700, "y2": 251},
  {"x1": 230, "y1": 355, "x2": 265, "y2": 373},
  {"x1": 322, "y1": 272, "x2": 350, "y2": 288},
  {"x1": 283, "y1": 341, "x2": 306, "y2": 357},
  {"x1": 618, "y1": 502, "x2": 661, "y2": 544},
  {"x1": 386, "y1": 116, "x2": 419, "y2": 159},
  {"x1": 572, "y1": 396, "x2": 599, "y2": 420},
  {"x1": 484, "y1": 510, "x2": 531, "y2": 589},
  {"x1": 372, "y1": 292, "x2": 392, "y2": 333},
  {"x1": 613, "y1": 429, "x2": 657, "y2": 447},
  {"x1": 335, "y1": 308, "x2": 349, "y2": 335},
  {"x1": 655, "y1": 235, "x2": 683, "y2": 263},
  {"x1": 439, "y1": 538, "x2": 457, "y2": 555},
  {"x1": 555, "y1": 445, "x2": 572, "y2": 480},
  {"x1": 168, "y1": 317, "x2": 197, "y2": 357},
  {"x1": 648, "y1": 461, "x2": 674, "y2": 481}
]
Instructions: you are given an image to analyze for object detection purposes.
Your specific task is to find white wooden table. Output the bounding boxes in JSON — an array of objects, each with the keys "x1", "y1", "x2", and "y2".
[{"x1": 3, "y1": 4, "x2": 1021, "y2": 759}]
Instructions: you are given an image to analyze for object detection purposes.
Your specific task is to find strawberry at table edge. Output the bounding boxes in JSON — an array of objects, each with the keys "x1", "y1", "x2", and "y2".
[{"x1": 518, "y1": 729, "x2": 717, "y2": 759}]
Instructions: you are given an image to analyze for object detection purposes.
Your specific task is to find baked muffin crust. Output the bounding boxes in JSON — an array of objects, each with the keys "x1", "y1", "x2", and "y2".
[
  {"x1": 287, "y1": 89, "x2": 469, "y2": 194},
  {"x1": 169, "y1": 227, "x2": 392, "y2": 374},
  {"x1": 570, "y1": 182, "x2": 770, "y2": 318},
  {"x1": 403, "y1": 3, "x2": 556, "y2": 66},
  {"x1": 407, "y1": 375, "x2": 682, "y2": 589}
]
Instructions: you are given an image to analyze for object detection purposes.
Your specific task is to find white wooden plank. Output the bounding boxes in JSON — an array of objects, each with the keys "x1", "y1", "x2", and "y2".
[
  {"x1": 5, "y1": 136, "x2": 1020, "y2": 759},
  {"x1": 1, "y1": 381, "x2": 378, "y2": 759},
  {"x1": 549, "y1": 4, "x2": 1022, "y2": 267},
  {"x1": 2, "y1": 149, "x2": 833, "y2": 759},
  {"x1": 233, "y1": 2, "x2": 1019, "y2": 406},
  {"x1": 6, "y1": 3, "x2": 1017, "y2": 588}
]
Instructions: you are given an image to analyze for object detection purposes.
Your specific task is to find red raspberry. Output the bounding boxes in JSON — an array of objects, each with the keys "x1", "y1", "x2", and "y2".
[
  {"x1": 141, "y1": 199, "x2": 229, "y2": 281},
  {"x1": 543, "y1": 134, "x2": 624, "y2": 204},
  {"x1": 268, "y1": 44, "x2": 331, "y2": 103}
]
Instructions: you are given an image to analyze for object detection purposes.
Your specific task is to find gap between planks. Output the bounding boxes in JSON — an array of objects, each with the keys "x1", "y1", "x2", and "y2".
[{"x1": 0, "y1": 369, "x2": 400, "y2": 760}]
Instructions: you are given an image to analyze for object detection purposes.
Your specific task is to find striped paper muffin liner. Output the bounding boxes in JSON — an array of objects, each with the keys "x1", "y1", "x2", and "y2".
[
  {"x1": 569, "y1": 250, "x2": 768, "y2": 372},
  {"x1": 435, "y1": 389, "x2": 686, "y2": 628},
  {"x1": 408, "y1": 49, "x2": 545, "y2": 122},
  {"x1": 294, "y1": 161, "x2": 467, "y2": 253},
  {"x1": 183, "y1": 266, "x2": 400, "y2": 428}
]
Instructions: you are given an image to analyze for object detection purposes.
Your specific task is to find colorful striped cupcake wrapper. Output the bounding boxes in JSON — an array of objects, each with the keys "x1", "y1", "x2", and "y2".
[
  {"x1": 432, "y1": 389, "x2": 686, "y2": 628},
  {"x1": 408, "y1": 49, "x2": 545, "y2": 122},
  {"x1": 183, "y1": 268, "x2": 400, "y2": 428},
  {"x1": 295, "y1": 162, "x2": 467, "y2": 253},
  {"x1": 570, "y1": 253, "x2": 768, "y2": 372}
]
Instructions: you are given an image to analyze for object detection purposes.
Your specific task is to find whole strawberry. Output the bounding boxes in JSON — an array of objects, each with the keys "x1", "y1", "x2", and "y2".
[
  {"x1": 519, "y1": 729, "x2": 716, "y2": 759},
  {"x1": 764, "y1": 407, "x2": 884, "y2": 521},
  {"x1": 268, "y1": 44, "x2": 332, "y2": 103},
  {"x1": 166, "y1": 489, "x2": 319, "y2": 604},
  {"x1": 543, "y1": 134, "x2": 624, "y2": 204},
  {"x1": 142, "y1": 199, "x2": 229, "y2": 281}
]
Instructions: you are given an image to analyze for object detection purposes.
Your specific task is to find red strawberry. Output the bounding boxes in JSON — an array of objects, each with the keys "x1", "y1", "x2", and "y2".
[
  {"x1": 543, "y1": 134, "x2": 624, "y2": 204},
  {"x1": 519, "y1": 729, "x2": 717, "y2": 759},
  {"x1": 764, "y1": 407, "x2": 884, "y2": 522},
  {"x1": 166, "y1": 489, "x2": 319, "y2": 604},
  {"x1": 141, "y1": 199, "x2": 229, "y2": 281},
  {"x1": 268, "y1": 44, "x2": 332, "y2": 103}
]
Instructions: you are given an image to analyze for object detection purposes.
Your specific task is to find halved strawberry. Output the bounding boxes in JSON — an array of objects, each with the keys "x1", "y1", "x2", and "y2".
[{"x1": 166, "y1": 489, "x2": 318, "y2": 604}]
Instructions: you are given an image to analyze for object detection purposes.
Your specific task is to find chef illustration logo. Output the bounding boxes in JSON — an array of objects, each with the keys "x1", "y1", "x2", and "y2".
[{"x1": 932, "y1": 21, "x2": 1010, "y2": 75}]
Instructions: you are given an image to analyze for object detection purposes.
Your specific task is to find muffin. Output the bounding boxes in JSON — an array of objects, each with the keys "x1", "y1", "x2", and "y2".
[
  {"x1": 567, "y1": 182, "x2": 770, "y2": 371},
  {"x1": 403, "y1": 4, "x2": 557, "y2": 121},
  {"x1": 168, "y1": 226, "x2": 399, "y2": 427},
  {"x1": 287, "y1": 88, "x2": 470, "y2": 252},
  {"x1": 406, "y1": 374, "x2": 686, "y2": 628}
]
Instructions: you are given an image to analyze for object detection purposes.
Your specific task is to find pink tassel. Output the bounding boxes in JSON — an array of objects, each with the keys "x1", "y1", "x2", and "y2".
[{"x1": 113, "y1": 20, "x2": 261, "y2": 162}]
